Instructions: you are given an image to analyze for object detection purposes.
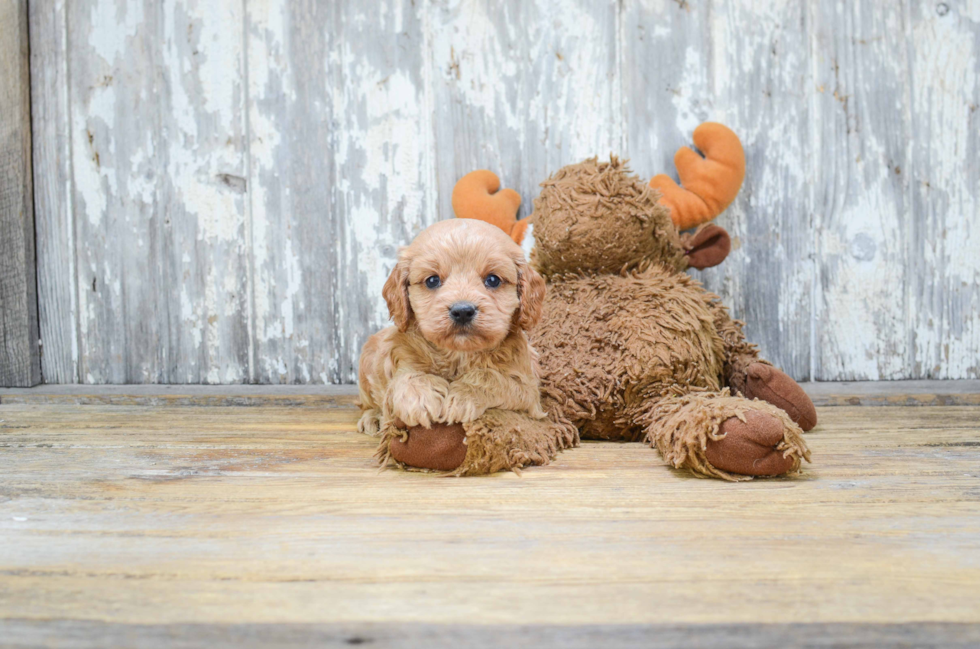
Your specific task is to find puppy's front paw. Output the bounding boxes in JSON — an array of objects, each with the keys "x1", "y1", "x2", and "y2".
[
  {"x1": 357, "y1": 409, "x2": 381, "y2": 436},
  {"x1": 394, "y1": 399, "x2": 442, "y2": 428},
  {"x1": 390, "y1": 384, "x2": 446, "y2": 429},
  {"x1": 442, "y1": 387, "x2": 487, "y2": 424}
]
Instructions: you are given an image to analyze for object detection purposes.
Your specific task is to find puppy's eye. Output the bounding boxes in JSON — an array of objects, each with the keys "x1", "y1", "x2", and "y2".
[
  {"x1": 484, "y1": 274, "x2": 501, "y2": 289},
  {"x1": 424, "y1": 275, "x2": 441, "y2": 289}
]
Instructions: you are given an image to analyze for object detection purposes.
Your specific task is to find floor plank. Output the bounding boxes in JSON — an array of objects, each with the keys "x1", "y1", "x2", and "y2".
[
  {"x1": 1, "y1": 401, "x2": 978, "y2": 644},
  {"x1": 4, "y1": 621, "x2": 980, "y2": 649}
]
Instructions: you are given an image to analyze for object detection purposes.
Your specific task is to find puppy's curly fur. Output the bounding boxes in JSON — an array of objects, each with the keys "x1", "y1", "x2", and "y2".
[{"x1": 358, "y1": 219, "x2": 547, "y2": 438}]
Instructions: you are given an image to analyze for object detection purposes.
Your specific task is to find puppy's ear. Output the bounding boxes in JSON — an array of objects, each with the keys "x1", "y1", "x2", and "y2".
[
  {"x1": 382, "y1": 259, "x2": 413, "y2": 332},
  {"x1": 516, "y1": 259, "x2": 546, "y2": 330}
]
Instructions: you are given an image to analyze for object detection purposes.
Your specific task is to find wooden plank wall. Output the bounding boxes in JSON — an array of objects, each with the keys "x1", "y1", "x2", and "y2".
[
  {"x1": 27, "y1": 0, "x2": 980, "y2": 384},
  {"x1": 1, "y1": 0, "x2": 41, "y2": 387}
]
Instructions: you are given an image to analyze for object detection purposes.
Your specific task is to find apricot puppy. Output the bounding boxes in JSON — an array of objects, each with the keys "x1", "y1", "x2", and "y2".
[{"x1": 357, "y1": 219, "x2": 546, "y2": 439}]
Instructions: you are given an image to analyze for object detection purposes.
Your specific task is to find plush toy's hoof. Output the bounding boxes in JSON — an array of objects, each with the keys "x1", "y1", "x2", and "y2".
[
  {"x1": 705, "y1": 411, "x2": 797, "y2": 477},
  {"x1": 389, "y1": 422, "x2": 467, "y2": 471},
  {"x1": 743, "y1": 363, "x2": 818, "y2": 431}
]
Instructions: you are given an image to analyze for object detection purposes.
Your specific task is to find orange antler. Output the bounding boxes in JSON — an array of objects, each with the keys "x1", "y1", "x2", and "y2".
[
  {"x1": 649, "y1": 122, "x2": 745, "y2": 230},
  {"x1": 451, "y1": 170, "x2": 528, "y2": 245}
]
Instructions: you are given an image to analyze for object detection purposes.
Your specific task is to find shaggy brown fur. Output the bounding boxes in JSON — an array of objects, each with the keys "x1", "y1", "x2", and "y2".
[
  {"x1": 531, "y1": 157, "x2": 688, "y2": 278},
  {"x1": 527, "y1": 157, "x2": 812, "y2": 479}
]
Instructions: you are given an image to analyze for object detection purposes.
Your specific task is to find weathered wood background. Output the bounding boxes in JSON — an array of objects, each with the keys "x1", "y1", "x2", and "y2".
[{"x1": 27, "y1": 0, "x2": 980, "y2": 384}]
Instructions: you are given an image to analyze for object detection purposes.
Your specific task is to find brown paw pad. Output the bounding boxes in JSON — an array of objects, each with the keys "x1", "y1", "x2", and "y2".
[
  {"x1": 389, "y1": 422, "x2": 467, "y2": 471},
  {"x1": 705, "y1": 411, "x2": 798, "y2": 477},
  {"x1": 744, "y1": 363, "x2": 818, "y2": 431}
]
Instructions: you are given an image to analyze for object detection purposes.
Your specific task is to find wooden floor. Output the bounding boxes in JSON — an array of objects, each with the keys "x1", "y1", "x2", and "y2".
[{"x1": 2, "y1": 385, "x2": 979, "y2": 647}]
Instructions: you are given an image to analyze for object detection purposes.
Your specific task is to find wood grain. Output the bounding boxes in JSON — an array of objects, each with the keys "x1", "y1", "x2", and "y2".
[
  {"x1": 0, "y1": 400, "x2": 978, "y2": 634},
  {"x1": 25, "y1": 0, "x2": 980, "y2": 383},
  {"x1": 28, "y1": 0, "x2": 76, "y2": 385},
  {"x1": 0, "y1": 0, "x2": 41, "y2": 387}
]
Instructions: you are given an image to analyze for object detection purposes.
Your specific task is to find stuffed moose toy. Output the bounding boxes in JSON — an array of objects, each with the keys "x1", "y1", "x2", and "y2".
[{"x1": 375, "y1": 122, "x2": 816, "y2": 480}]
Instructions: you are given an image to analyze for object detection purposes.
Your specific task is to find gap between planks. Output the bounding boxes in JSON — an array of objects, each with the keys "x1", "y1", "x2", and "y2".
[{"x1": 0, "y1": 380, "x2": 977, "y2": 408}]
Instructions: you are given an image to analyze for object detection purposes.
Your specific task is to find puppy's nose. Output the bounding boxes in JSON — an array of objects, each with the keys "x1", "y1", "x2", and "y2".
[{"x1": 449, "y1": 302, "x2": 477, "y2": 325}]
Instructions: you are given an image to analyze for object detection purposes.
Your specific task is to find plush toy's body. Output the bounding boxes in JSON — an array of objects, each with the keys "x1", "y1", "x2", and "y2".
[
  {"x1": 381, "y1": 123, "x2": 817, "y2": 480},
  {"x1": 536, "y1": 265, "x2": 735, "y2": 441},
  {"x1": 526, "y1": 154, "x2": 812, "y2": 479}
]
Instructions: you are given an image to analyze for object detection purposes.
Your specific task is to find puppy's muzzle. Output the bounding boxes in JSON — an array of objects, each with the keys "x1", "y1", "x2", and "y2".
[{"x1": 449, "y1": 302, "x2": 477, "y2": 326}]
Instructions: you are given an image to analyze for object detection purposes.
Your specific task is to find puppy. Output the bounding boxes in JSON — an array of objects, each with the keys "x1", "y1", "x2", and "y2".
[{"x1": 357, "y1": 219, "x2": 546, "y2": 438}]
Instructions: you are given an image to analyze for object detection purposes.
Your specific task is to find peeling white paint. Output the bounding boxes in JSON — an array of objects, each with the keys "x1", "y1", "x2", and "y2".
[
  {"x1": 671, "y1": 47, "x2": 710, "y2": 137},
  {"x1": 71, "y1": 85, "x2": 116, "y2": 228},
  {"x1": 88, "y1": 1, "x2": 143, "y2": 65}
]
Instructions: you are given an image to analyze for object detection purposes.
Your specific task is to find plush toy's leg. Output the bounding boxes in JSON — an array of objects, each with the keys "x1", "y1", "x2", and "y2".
[
  {"x1": 710, "y1": 303, "x2": 818, "y2": 431},
  {"x1": 634, "y1": 390, "x2": 811, "y2": 481},
  {"x1": 708, "y1": 299, "x2": 762, "y2": 387},
  {"x1": 376, "y1": 410, "x2": 577, "y2": 476}
]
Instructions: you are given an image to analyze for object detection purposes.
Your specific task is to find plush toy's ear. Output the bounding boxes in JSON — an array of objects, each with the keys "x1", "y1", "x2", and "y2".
[
  {"x1": 452, "y1": 170, "x2": 527, "y2": 245},
  {"x1": 515, "y1": 259, "x2": 546, "y2": 330},
  {"x1": 382, "y1": 259, "x2": 413, "y2": 332},
  {"x1": 510, "y1": 219, "x2": 530, "y2": 246},
  {"x1": 650, "y1": 122, "x2": 745, "y2": 231},
  {"x1": 683, "y1": 224, "x2": 732, "y2": 270}
]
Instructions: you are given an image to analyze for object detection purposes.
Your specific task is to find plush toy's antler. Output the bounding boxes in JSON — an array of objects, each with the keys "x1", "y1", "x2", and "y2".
[
  {"x1": 650, "y1": 122, "x2": 745, "y2": 231},
  {"x1": 451, "y1": 170, "x2": 529, "y2": 245}
]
